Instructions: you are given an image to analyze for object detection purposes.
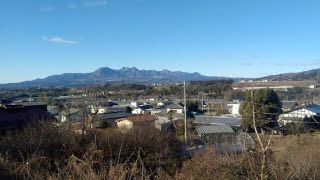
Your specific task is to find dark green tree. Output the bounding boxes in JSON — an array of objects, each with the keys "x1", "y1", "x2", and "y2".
[
  {"x1": 240, "y1": 89, "x2": 282, "y2": 132},
  {"x1": 186, "y1": 100, "x2": 199, "y2": 112},
  {"x1": 125, "y1": 106, "x2": 132, "y2": 113}
]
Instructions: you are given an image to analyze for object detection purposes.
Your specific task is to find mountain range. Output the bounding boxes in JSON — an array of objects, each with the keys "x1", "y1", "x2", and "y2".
[
  {"x1": 257, "y1": 68, "x2": 320, "y2": 81},
  {"x1": 1, "y1": 67, "x2": 319, "y2": 89},
  {"x1": 0, "y1": 67, "x2": 230, "y2": 89}
]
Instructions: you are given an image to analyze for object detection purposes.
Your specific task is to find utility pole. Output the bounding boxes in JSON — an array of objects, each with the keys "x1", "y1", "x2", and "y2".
[
  {"x1": 184, "y1": 81, "x2": 187, "y2": 146},
  {"x1": 201, "y1": 95, "x2": 204, "y2": 112},
  {"x1": 207, "y1": 97, "x2": 210, "y2": 115}
]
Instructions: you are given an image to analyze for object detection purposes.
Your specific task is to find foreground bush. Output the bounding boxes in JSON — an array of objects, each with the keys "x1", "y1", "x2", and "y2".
[
  {"x1": 0, "y1": 123, "x2": 182, "y2": 179},
  {"x1": 1, "y1": 123, "x2": 320, "y2": 180}
]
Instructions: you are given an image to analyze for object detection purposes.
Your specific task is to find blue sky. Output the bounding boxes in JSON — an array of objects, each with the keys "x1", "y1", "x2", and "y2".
[{"x1": 1, "y1": 0, "x2": 320, "y2": 83}]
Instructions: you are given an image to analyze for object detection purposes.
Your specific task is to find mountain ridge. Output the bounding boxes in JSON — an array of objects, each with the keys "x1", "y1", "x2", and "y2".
[
  {"x1": 258, "y1": 68, "x2": 320, "y2": 81},
  {"x1": 0, "y1": 67, "x2": 230, "y2": 89},
  {"x1": 2, "y1": 67, "x2": 320, "y2": 89}
]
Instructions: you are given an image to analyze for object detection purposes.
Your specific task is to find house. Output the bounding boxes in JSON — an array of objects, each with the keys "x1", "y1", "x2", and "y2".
[
  {"x1": 156, "y1": 102, "x2": 165, "y2": 108},
  {"x1": 130, "y1": 101, "x2": 139, "y2": 107},
  {"x1": 279, "y1": 103, "x2": 320, "y2": 127},
  {"x1": 47, "y1": 106, "x2": 59, "y2": 115},
  {"x1": 150, "y1": 109, "x2": 165, "y2": 115},
  {"x1": 310, "y1": 85, "x2": 318, "y2": 89},
  {"x1": 132, "y1": 104, "x2": 152, "y2": 115},
  {"x1": 158, "y1": 110, "x2": 193, "y2": 120},
  {"x1": 94, "y1": 112, "x2": 131, "y2": 128},
  {"x1": 116, "y1": 118, "x2": 134, "y2": 130},
  {"x1": 0, "y1": 99, "x2": 11, "y2": 106},
  {"x1": 194, "y1": 125, "x2": 255, "y2": 153},
  {"x1": 60, "y1": 108, "x2": 81, "y2": 122},
  {"x1": 195, "y1": 125, "x2": 235, "y2": 143},
  {"x1": 281, "y1": 101, "x2": 298, "y2": 112},
  {"x1": 155, "y1": 116, "x2": 173, "y2": 131},
  {"x1": 10, "y1": 101, "x2": 46, "y2": 107},
  {"x1": 166, "y1": 103, "x2": 184, "y2": 114},
  {"x1": 90, "y1": 106, "x2": 107, "y2": 114},
  {"x1": 116, "y1": 115, "x2": 156, "y2": 130},
  {"x1": 91, "y1": 105, "x2": 126, "y2": 114},
  {"x1": 195, "y1": 125, "x2": 235, "y2": 137},
  {"x1": 106, "y1": 106, "x2": 126, "y2": 113},
  {"x1": 0, "y1": 103, "x2": 49, "y2": 135}
]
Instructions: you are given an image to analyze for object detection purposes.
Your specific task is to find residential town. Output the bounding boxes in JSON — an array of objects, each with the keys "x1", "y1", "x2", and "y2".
[
  {"x1": 2, "y1": 0, "x2": 320, "y2": 178},
  {"x1": 2, "y1": 81, "x2": 320, "y2": 179}
]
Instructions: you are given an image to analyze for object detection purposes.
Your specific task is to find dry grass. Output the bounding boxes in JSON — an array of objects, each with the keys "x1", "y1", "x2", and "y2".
[
  {"x1": 1, "y1": 123, "x2": 320, "y2": 179},
  {"x1": 233, "y1": 81, "x2": 316, "y2": 88}
]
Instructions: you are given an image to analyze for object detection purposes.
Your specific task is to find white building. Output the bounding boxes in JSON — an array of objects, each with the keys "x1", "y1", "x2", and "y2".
[
  {"x1": 132, "y1": 104, "x2": 152, "y2": 115},
  {"x1": 91, "y1": 107, "x2": 107, "y2": 114},
  {"x1": 279, "y1": 103, "x2": 320, "y2": 125},
  {"x1": 227, "y1": 101, "x2": 241, "y2": 117},
  {"x1": 310, "y1": 85, "x2": 318, "y2": 89}
]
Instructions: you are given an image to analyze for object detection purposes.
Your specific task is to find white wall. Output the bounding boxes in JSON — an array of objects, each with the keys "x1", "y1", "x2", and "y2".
[
  {"x1": 283, "y1": 108, "x2": 316, "y2": 118},
  {"x1": 167, "y1": 108, "x2": 183, "y2": 114},
  {"x1": 227, "y1": 103, "x2": 240, "y2": 115},
  {"x1": 132, "y1": 108, "x2": 144, "y2": 114}
]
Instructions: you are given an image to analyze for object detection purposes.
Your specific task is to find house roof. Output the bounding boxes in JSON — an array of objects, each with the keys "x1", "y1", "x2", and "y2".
[
  {"x1": 138, "y1": 104, "x2": 152, "y2": 110},
  {"x1": 105, "y1": 106, "x2": 126, "y2": 112},
  {"x1": 0, "y1": 105, "x2": 49, "y2": 130},
  {"x1": 47, "y1": 106, "x2": 59, "y2": 111},
  {"x1": 97, "y1": 112, "x2": 130, "y2": 120},
  {"x1": 0, "y1": 99, "x2": 12, "y2": 105},
  {"x1": 61, "y1": 108, "x2": 80, "y2": 116},
  {"x1": 193, "y1": 116, "x2": 242, "y2": 127},
  {"x1": 10, "y1": 101, "x2": 46, "y2": 107},
  {"x1": 286, "y1": 104, "x2": 320, "y2": 115},
  {"x1": 195, "y1": 125, "x2": 235, "y2": 134},
  {"x1": 155, "y1": 117, "x2": 172, "y2": 125},
  {"x1": 282, "y1": 101, "x2": 298, "y2": 109},
  {"x1": 305, "y1": 104, "x2": 320, "y2": 114},
  {"x1": 119, "y1": 115, "x2": 156, "y2": 123},
  {"x1": 166, "y1": 103, "x2": 183, "y2": 109}
]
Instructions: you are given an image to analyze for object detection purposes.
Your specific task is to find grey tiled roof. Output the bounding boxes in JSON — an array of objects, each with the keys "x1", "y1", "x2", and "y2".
[
  {"x1": 282, "y1": 101, "x2": 298, "y2": 109},
  {"x1": 195, "y1": 125, "x2": 235, "y2": 134},
  {"x1": 166, "y1": 103, "x2": 183, "y2": 109},
  {"x1": 194, "y1": 116, "x2": 242, "y2": 127},
  {"x1": 97, "y1": 112, "x2": 130, "y2": 120},
  {"x1": 61, "y1": 108, "x2": 80, "y2": 116}
]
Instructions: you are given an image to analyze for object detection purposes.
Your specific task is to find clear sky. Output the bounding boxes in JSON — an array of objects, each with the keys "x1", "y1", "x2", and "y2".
[{"x1": 1, "y1": 0, "x2": 320, "y2": 83}]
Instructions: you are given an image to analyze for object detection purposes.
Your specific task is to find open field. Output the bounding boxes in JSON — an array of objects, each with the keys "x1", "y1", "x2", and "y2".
[{"x1": 233, "y1": 81, "x2": 317, "y2": 88}]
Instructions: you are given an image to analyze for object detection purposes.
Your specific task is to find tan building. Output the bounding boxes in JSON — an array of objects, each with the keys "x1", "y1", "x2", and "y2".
[
  {"x1": 116, "y1": 118, "x2": 134, "y2": 130},
  {"x1": 166, "y1": 103, "x2": 184, "y2": 114},
  {"x1": 116, "y1": 115, "x2": 156, "y2": 130}
]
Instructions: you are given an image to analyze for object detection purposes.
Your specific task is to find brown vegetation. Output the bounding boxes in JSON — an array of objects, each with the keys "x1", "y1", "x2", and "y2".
[{"x1": 1, "y1": 122, "x2": 320, "y2": 179}]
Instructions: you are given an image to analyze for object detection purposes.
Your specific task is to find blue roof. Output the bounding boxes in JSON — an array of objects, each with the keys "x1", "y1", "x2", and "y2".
[{"x1": 305, "y1": 105, "x2": 320, "y2": 114}]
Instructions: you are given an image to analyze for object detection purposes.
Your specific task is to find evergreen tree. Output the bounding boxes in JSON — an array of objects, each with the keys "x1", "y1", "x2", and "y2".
[{"x1": 240, "y1": 89, "x2": 282, "y2": 132}]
